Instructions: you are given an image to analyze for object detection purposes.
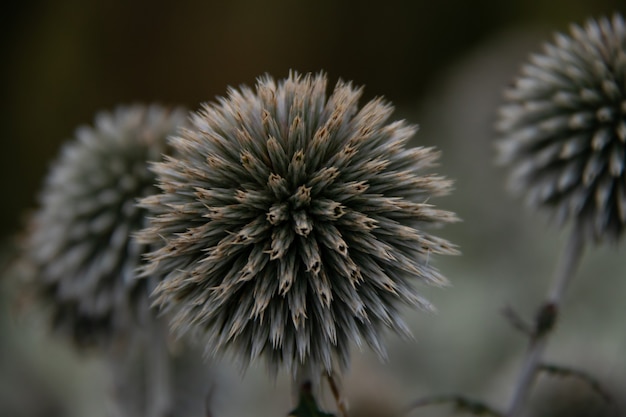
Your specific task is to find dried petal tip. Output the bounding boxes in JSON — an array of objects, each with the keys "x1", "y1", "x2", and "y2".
[
  {"x1": 496, "y1": 14, "x2": 626, "y2": 243},
  {"x1": 138, "y1": 71, "x2": 458, "y2": 377},
  {"x1": 26, "y1": 104, "x2": 188, "y2": 349}
]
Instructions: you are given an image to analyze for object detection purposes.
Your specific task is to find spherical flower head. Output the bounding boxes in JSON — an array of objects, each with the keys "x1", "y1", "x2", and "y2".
[
  {"x1": 496, "y1": 14, "x2": 626, "y2": 242},
  {"x1": 27, "y1": 104, "x2": 188, "y2": 348},
  {"x1": 138, "y1": 72, "x2": 458, "y2": 378}
]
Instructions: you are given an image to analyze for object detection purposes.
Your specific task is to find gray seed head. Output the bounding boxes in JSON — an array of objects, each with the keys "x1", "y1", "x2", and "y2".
[
  {"x1": 496, "y1": 13, "x2": 626, "y2": 242},
  {"x1": 27, "y1": 104, "x2": 188, "y2": 349},
  {"x1": 137, "y1": 72, "x2": 458, "y2": 378}
]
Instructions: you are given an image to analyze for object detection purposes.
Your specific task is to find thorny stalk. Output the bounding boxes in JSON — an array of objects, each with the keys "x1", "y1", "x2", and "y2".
[{"x1": 505, "y1": 226, "x2": 585, "y2": 417}]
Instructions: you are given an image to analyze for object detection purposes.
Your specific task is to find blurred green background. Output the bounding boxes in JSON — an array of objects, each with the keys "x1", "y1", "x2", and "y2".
[{"x1": 2, "y1": 1, "x2": 626, "y2": 417}]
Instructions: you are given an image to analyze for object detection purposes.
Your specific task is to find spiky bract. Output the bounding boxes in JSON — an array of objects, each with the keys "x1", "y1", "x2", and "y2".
[
  {"x1": 496, "y1": 14, "x2": 626, "y2": 242},
  {"x1": 28, "y1": 104, "x2": 187, "y2": 348},
  {"x1": 138, "y1": 72, "x2": 458, "y2": 377}
]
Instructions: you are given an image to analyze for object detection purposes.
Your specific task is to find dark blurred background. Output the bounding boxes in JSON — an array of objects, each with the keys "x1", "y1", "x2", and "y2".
[
  {"x1": 2, "y1": 1, "x2": 626, "y2": 417},
  {"x1": 2, "y1": 0, "x2": 624, "y2": 239}
]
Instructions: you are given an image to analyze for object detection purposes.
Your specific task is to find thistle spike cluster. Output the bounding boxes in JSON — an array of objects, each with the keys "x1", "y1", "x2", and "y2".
[
  {"x1": 496, "y1": 13, "x2": 626, "y2": 242},
  {"x1": 138, "y1": 72, "x2": 458, "y2": 377},
  {"x1": 27, "y1": 104, "x2": 188, "y2": 348}
]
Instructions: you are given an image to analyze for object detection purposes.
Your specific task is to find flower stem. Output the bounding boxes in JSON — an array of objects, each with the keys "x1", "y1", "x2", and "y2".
[
  {"x1": 505, "y1": 226, "x2": 585, "y2": 417},
  {"x1": 326, "y1": 373, "x2": 349, "y2": 417},
  {"x1": 107, "y1": 339, "x2": 142, "y2": 417},
  {"x1": 146, "y1": 319, "x2": 173, "y2": 417}
]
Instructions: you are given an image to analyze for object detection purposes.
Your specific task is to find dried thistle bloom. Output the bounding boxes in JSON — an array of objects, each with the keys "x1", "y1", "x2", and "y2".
[
  {"x1": 138, "y1": 72, "x2": 458, "y2": 378},
  {"x1": 496, "y1": 13, "x2": 626, "y2": 242},
  {"x1": 27, "y1": 104, "x2": 187, "y2": 348}
]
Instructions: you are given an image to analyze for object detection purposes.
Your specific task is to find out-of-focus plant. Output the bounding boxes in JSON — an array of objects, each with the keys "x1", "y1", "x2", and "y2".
[
  {"x1": 496, "y1": 13, "x2": 626, "y2": 417},
  {"x1": 22, "y1": 104, "x2": 213, "y2": 417},
  {"x1": 403, "y1": 12, "x2": 625, "y2": 417}
]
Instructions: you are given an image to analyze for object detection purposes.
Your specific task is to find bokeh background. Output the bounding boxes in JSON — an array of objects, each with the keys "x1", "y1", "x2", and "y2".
[{"x1": 2, "y1": 1, "x2": 626, "y2": 417}]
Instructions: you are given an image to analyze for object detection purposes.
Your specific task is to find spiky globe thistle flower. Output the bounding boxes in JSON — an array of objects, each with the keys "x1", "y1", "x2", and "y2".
[
  {"x1": 496, "y1": 13, "x2": 626, "y2": 242},
  {"x1": 27, "y1": 104, "x2": 187, "y2": 348},
  {"x1": 138, "y1": 72, "x2": 458, "y2": 378}
]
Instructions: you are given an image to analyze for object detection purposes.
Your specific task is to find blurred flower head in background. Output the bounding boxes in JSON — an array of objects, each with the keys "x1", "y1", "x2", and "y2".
[
  {"x1": 25, "y1": 104, "x2": 187, "y2": 349},
  {"x1": 137, "y1": 71, "x2": 459, "y2": 379},
  {"x1": 496, "y1": 13, "x2": 626, "y2": 243}
]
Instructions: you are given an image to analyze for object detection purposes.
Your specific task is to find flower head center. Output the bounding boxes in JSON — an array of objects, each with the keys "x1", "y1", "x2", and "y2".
[{"x1": 266, "y1": 183, "x2": 315, "y2": 239}]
